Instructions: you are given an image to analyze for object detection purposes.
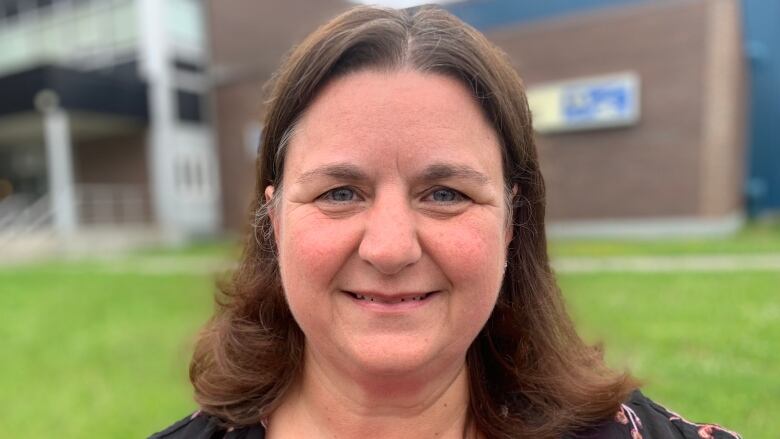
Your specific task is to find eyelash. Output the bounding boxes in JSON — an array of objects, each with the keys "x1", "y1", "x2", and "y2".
[
  {"x1": 319, "y1": 187, "x2": 362, "y2": 203},
  {"x1": 422, "y1": 187, "x2": 467, "y2": 204},
  {"x1": 317, "y1": 186, "x2": 469, "y2": 204}
]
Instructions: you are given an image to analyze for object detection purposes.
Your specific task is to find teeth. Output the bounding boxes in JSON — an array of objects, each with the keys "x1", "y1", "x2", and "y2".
[{"x1": 352, "y1": 293, "x2": 429, "y2": 303}]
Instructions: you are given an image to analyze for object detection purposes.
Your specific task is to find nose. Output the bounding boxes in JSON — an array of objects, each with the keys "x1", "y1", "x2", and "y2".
[{"x1": 358, "y1": 193, "x2": 422, "y2": 275}]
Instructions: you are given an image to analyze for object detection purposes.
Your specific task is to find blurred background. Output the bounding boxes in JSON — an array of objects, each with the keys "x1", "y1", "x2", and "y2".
[{"x1": 0, "y1": 0, "x2": 777, "y2": 437}]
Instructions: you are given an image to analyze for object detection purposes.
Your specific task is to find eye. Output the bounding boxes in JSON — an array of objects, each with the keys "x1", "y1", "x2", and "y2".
[
  {"x1": 425, "y1": 187, "x2": 467, "y2": 203},
  {"x1": 320, "y1": 187, "x2": 358, "y2": 203}
]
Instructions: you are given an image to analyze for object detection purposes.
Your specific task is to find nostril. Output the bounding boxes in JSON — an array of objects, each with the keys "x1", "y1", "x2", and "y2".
[
  {"x1": 358, "y1": 206, "x2": 422, "y2": 274},
  {"x1": 358, "y1": 239, "x2": 422, "y2": 274}
]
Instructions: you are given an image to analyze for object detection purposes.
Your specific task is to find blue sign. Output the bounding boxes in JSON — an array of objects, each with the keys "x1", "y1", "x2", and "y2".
[
  {"x1": 560, "y1": 75, "x2": 639, "y2": 128},
  {"x1": 526, "y1": 72, "x2": 640, "y2": 133}
]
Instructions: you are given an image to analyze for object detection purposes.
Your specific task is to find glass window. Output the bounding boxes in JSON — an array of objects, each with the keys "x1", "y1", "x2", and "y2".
[
  {"x1": 176, "y1": 89, "x2": 205, "y2": 124},
  {"x1": 165, "y1": 0, "x2": 204, "y2": 49}
]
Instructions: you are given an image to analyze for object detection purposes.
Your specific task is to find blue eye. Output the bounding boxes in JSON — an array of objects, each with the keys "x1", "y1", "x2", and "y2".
[
  {"x1": 324, "y1": 187, "x2": 356, "y2": 202},
  {"x1": 430, "y1": 188, "x2": 463, "y2": 203}
]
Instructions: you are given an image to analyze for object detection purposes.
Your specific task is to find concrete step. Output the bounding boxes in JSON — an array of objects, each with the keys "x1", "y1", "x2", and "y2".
[{"x1": 0, "y1": 226, "x2": 168, "y2": 265}]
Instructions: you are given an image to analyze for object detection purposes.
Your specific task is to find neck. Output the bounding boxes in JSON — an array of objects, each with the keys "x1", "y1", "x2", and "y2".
[{"x1": 268, "y1": 347, "x2": 476, "y2": 439}]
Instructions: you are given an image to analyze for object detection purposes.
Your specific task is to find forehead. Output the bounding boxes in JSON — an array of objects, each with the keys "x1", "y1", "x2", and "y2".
[{"x1": 283, "y1": 69, "x2": 503, "y2": 181}]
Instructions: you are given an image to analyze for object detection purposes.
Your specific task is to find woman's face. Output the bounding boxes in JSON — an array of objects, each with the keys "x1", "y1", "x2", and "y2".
[{"x1": 268, "y1": 69, "x2": 511, "y2": 380}]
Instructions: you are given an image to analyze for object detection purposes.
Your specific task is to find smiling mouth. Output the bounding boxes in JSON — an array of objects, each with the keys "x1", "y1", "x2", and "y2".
[{"x1": 346, "y1": 292, "x2": 435, "y2": 303}]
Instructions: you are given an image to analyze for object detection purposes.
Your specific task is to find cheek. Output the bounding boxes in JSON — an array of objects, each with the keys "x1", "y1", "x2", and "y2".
[
  {"x1": 426, "y1": 213, "x2": 506, "y2": 295},
  {"x1": 277, "y1": 213, "x2": 360, "y2": 299}
]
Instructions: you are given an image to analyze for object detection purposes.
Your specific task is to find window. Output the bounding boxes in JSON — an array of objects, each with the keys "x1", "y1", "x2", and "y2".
[
  {"x1": 36, "y1": 0, "x2": 55, "y2": 9},
  {"x1": 176, "y1": 89, "x2": 205, "y2": 123}
]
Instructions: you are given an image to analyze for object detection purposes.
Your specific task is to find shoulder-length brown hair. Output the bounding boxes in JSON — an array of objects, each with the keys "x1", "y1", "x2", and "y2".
[{"x1": 190, "y1": 6, "x2": 636, "y2": 438}]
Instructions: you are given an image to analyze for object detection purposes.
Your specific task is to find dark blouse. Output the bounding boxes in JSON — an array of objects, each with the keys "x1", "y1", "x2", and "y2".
[{"x1": 148, "y1": 390, "x2": 741, "y2": 439}]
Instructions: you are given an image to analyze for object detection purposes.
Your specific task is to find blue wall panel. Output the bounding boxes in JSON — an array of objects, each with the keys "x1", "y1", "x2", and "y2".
[
  {"x1": 446, "y1": 0, "x2": 651, "y2": 31},
  {"x1": 742, "y1": 0, "x2": 780, "y2": 214}
]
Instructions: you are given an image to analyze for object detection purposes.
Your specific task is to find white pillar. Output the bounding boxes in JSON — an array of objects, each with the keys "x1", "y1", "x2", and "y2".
[
  {"x1": 42, "y1": 107, "x2": 77, "y2": 235},
  {"x1": 137, "y1": 0, "x2": 179, "y2": 236}
]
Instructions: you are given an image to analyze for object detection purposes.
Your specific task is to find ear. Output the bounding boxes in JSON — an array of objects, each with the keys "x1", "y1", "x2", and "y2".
[
  {"x1": 264, "y1": 185, "x2": 280, "y2": 241},
  {"x1": 505, "y1": 184, "x2": 519, "y2": 247}
]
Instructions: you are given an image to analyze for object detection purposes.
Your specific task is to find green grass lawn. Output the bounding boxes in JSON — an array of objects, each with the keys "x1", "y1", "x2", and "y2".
[
  {"x1": 561, "y1": 271, "x2": 778, "y2": 438},
  {"x1": 1, "y1": 228, "x2": 777, "y2": 438},
  {"x1": 0, "y1": 265, "x2": 216, "y2": 437}
]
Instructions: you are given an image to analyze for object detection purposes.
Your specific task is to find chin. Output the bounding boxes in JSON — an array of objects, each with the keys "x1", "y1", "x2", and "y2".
[{"x1": 345, "y1": 337, "x2": 464, "y2": 380}]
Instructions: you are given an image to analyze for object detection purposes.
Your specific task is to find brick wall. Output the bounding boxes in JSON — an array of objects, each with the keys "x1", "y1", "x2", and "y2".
[
  {"x1": 209, "y1": 0, "x2": 746, "y2": 229},
  {"x1": 486, "y1": 0, "x2": 745, "y2": 221}
]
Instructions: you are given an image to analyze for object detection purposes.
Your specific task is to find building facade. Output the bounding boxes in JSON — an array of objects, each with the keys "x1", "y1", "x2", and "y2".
[
  {"x1": 208, "y1": 0, "x2": 751, "y2": 237},
  {"x1": 0, "y1": 0, "x2": 221, "y2": 251},
  {"x1": 456, "y1": 0, "x2": 747, "y2": 236},
  {"x1": 2, "y1": 0, "x2": 770, "y2": 248}
]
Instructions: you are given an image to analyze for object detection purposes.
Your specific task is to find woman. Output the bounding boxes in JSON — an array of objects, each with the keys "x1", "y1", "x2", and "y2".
[{"x1": 151, "y1": 6, "x2": 740, "y2": 439}]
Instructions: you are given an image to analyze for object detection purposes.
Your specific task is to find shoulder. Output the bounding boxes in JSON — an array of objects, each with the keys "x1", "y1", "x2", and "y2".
[
  {"x1": 148, "y1": 410, "x2": 266, "y2": 439},
  {"x1": 623, "y1": 391, "x2": 741, "y2": 439},
  {"x1": 567, "y1": 391, "x2": 741, "y2": 439}
]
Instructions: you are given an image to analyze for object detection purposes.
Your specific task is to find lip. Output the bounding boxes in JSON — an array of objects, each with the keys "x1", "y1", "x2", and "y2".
[{"x1": 342, "y1": 290, "x2": 440, "y2": 311}]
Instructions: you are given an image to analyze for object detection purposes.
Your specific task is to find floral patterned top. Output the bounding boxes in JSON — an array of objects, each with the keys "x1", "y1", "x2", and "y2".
[{"x1": 149, "y1": 391, "x2": 741, "y2": 439}]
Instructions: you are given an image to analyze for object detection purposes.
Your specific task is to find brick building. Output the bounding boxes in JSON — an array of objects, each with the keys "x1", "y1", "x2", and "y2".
[{"x1": 208, "y1": 0, "x2": 748, "y2": 237}]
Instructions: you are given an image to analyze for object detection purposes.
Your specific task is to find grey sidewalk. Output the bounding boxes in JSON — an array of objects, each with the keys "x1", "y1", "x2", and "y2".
[{"x1": 552, "y1": 253, "x2": 780, "y2": 273}]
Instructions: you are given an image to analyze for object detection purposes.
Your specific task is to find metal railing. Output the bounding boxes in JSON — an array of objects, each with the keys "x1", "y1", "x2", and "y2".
[
  {"x1": 0, "y1": 184, "x2": 150, "y2": 237},
  {"x1": 0, "y1": 193, "x2": 54, "y2": 233},
  {"x1": 76, "y1": 184, "x2": 149, "y2": 225}
]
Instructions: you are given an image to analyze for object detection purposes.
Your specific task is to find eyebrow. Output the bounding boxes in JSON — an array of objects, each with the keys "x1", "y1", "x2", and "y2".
[
  {"x1": 295, "y1": 162, "x2": 369, "y2": 184},
  {"x1": 294, "y1": 161, "x2": 491, "y2": 186},
  {"x1": 418, "y1": 162, "x2": 491, "y2": 185}
]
